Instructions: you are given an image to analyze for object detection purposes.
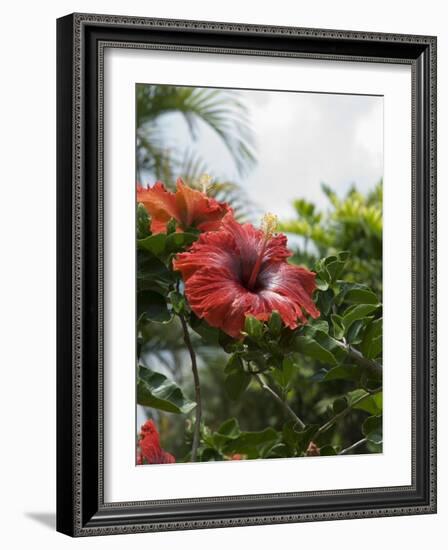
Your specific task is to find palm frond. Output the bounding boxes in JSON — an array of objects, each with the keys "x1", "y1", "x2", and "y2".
[{"x1": 136, "y1": 84, "x2": 256, "y2": 178}]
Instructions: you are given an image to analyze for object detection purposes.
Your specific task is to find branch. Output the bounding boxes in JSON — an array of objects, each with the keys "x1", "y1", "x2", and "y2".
[
  {"x1": 179, "y1": 314, "x2": 202, "y2": 462},
  {"x1": 339, "y1": 437, "x2": 367, "y2": 455},
  {"x1": 315, "y1": 387, "x2": 381, "y2": 439},
  {"x1": 253, "y1": 373, "x2": 306, "y2": 430},
  {"x1": 337, "y1": 340, "x2": 382, "y2": 377}
]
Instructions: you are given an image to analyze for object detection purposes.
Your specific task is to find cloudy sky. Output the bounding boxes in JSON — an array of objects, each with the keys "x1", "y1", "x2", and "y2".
[{"x1": 145, "y1": 87, "x2": 383, "y2": 220}]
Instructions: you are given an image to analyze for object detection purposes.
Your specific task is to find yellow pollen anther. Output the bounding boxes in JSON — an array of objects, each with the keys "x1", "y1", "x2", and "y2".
[
  {"x1": 199, "y1": 173, "x2": 213, "y2": 194},
  {"x1": 261, "y1": 212, "x2": 278, "y2": 238}
]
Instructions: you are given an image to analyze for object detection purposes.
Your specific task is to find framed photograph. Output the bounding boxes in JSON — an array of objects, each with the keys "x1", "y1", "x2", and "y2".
[{"x1": 56, "y1": 13, "x2": 437, "y2": 537}]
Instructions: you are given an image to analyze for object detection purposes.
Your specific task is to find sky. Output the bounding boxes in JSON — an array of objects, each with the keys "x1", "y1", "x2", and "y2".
[{"x1": 145, "y1": 87, "x2": 383, "y2": 222}]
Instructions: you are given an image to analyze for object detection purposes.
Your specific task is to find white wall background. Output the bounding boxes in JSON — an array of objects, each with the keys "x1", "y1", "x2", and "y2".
[{"x1": 0, "y1": 1, "x2": 445, "y2": 548}]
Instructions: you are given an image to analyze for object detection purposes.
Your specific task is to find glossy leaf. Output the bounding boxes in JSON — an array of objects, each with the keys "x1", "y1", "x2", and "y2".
[
  {"x1": 213, "y1": 418, "x2": 241, "y2": 448},
  {"x1": 362, "y1": 415, "x2": 383, "y2": 444},
  {"x1": 138, "y1": 233, "x2": 167, "y2": 256},
  {"x1": 136, "y1": 202, "x2": 150, "y2": 239},
  {"x1": 268, "y1": 311, "x2": 282, "y2": 336},
  {"x1": 342, "y1": 304, "x2": 379, "y2": 329},
  {"x1": 224, "y1": 356, "x2": 251, "y2": 400},
  {"x1": 290, "y1": 424, "x2": 319, "y2": 454},
  {"x1": 137, "y1": 250, "x2": 174, "y2": 292},
  {"x1": 333, "y1": 397, "x2": 348, "y2": 414},
  {"x1": 350, "y1": 390, "x2": 383, "y2": 415},
  {"x1": 292, "y1": 335, "x2": 338, "y2": 366},
  {"x1": 319, "y1": 445, "x2": 337, "y2": 456},
  {"x1": 189, "y1": 313, "x2": 221, "y2": 345},
  {"x1": 323, "y1": 365, "x2": 360, "y2": 382},
  {"x1": 271, "y1": 357, "x2": 297, "y2": 390},
  {"x1": 331, "y1": 313, "x2": 345, "y2": 340},
  {"x1": 361, "y1": 318, "x2": 383, "y2": 359},
  {"x1": 244, "y1": 315, "x2": 264, "y2": 340},
  {"x1": 344, "y1": 287, "x2": 378, "y2": 305},
  {"x1": 166, "y1": 232, "x2": 198, "y2": 253},
  {"x1": 223, "y1": 427, "x2": 279, "y2": 459},
  {"x1": 137, "y1": 290, "x2": 171, "y2": 323},
  {"x1": 137, "y1": 365, "x2": 196, "y2": 414}
]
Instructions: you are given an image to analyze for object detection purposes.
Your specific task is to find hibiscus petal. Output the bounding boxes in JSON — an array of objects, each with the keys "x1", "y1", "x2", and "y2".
[
  {"x1": 174, "y1": 230, "x2": 240, "y2": 281},
  {"x1": 137, "y1": 182, "x2": 180, "y2": 233},
  {"x1": 184, "y1": 268, "x2": 254, "y2": 338},
  {"x1": 258, "y1": 263, "x2": 320, "y2": 324},
  {"x1": 176, "y1": 178, "x2": 231, "y2": 230},
  {"x1": 174, "y1": 214, "x2": 319, "y2": 337},
  {"x1": 138, "y1": 420, "x2": 176, "y2": 464}
]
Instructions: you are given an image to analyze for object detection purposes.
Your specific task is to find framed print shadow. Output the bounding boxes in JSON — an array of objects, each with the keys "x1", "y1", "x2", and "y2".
[{"x1": 56, "y1": 13, "x2": 437, "y2": 537}]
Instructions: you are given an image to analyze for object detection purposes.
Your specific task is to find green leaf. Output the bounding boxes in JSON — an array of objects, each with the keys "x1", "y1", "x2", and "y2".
[
  {"x1": 346, "y1": 319, "x2": 366, "y2": 345},
  {"x1": 216, "y1": 418, "x2": 240, "y2": 438},
  {"x1": 244, "y1": 315, "x2": 264, "y2": 340},
  {"x1": 224, "y1": 356, "x2": 251, "y2": 400},
  {"x1": 199, "y1": 448, "x2": 222, "y2": 462},
  {"x1": 213, "y1": 418, "x2": 241, "y2": 448},
  {"x1": 282, "y1": 421, "x2": 300, "y2": 453},
  {"x1": 331, "y1": 314, "x2": 345, "y2": 340},
  {"x1": 316, "y1": 288, "x2": 334, "y2": 316},
  {"x1": 266, "y1": 443, "x2": 290, "y2": 458},
  {"x1": 308, "y1": 319, "x2": 330, "y2": 334},
  {"x1": 166, "y1": 232, "x2": 197, "y2": 253},
  {"x1": 353, "y1": 391, "x2": 383, "y2": 415},
  {"x1": 271, "y1": 357, "x2": 297, "y2": 390},
  {"x1": 136, "y1": 203, "x2": 150, "y2": 239},
  {"x1": 361, "y1": 318, "x2": 383, "y2": 359},
  {"x1": 325, "y1": 257, "x2": 345, "y2": 282},
  {"x1": 137, "y1": 290, "x2": 172, "y2": 323},
  {"x1": 168, "y1": 290, "x2": 186, "y2": 314},
  {"x1": 362, "y1": 415, "x2": 383, "y2": 444},
  {"x1": 344, "y1": 288, "x2": 378, "y2": 305},
  {"x1": 315, "y1": 277, "x2": 329, "y2": 291},
  {"x1": 323, "y1": 365, "x2": 360, "y2": 382},
  {"x1": 296, "y1": 326, "x2": 347, "y2": 364},
  {"x1": 223, "y1": 428, "x2": 280, "y2": 459},
  {"x1": 309, "y1": 368, "x2": 329, "y2": 382},
  {"x1": 292, "y1": 335, "x2": 338, "y2": 366},
  {"x1": 292, "y1": 424, "x2": 319, "y2": 454},
  {"x1": 268, "y1": 311, "x2": 282, "y2": 336},
  {"x1": 189, "y1": 314, "x2": 221, "y2": 345},
  {"x1": 137, "y1": 365, "x2": 196, "y2": 414},
  {"x1": 166, "y1": 218, "x2": 177, "y2": 234},
  {"x1": 342, "y1": 304, "x2": 379, "y2": 329},
  {"x1": 319, "y1": 445, "x2": 337, "y2": 456},
  {"x1": 333, "y1": 397, "x2": 348, "y2": 414},
  {"x1": 137, "y1": 250, "x2": 174, "y2": 292},
  {"x1": 137, "y1": 233, "x2": 167, "y2": 256}
]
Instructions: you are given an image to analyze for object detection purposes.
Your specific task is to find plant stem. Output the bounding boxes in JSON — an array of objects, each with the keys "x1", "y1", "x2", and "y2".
[
  {"x1": 339, "y1": 437, "x2": 368, "y2": 455},
  {"x1": 254, "y1": 373, "x2": 306, "y2": 430},
  {"x1": 315, "y1": 387, "x2": 381, "y2": 440},
  {"x1": 179, "y1": 314, "x2": 202, "y2": 462},
  {"x1": 337, "y1": 341, "x2": 382, "y2": 377}
]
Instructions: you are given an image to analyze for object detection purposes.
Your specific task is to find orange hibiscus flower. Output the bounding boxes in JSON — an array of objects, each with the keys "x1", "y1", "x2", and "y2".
[{"x1": 137, "y1": 178, "x2": 232, "y2": 234}]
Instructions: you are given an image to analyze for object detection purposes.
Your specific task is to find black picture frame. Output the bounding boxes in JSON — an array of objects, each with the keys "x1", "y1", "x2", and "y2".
[{"x1": 57, "y1": 13, "x2": 437, "y2": 537}]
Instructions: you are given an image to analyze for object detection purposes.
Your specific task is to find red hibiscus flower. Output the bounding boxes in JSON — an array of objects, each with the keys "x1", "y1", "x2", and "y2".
[
  {"x1": 137, "y1": 420, "x2": 175, "y2": 465},
  {"x1": 173, "y1": 213, "x2": 320, "y2": 338},
  {"x1": 137, "y1": 177, "x2": 231, "y2": 234}
]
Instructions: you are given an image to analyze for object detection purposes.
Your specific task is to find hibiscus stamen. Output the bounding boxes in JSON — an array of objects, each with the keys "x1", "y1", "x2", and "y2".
[
  {"x1": 261, "y1": 212, "x2": 278, "y2": 238},
  {"x1": 199, "y1": 173, "x2": 213, "y2": 194},
  {"x1": 247, "y1": 213, "x2": 279, "y2": 290}
]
